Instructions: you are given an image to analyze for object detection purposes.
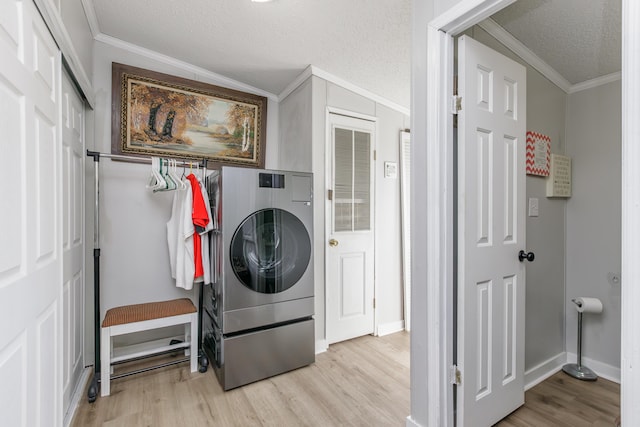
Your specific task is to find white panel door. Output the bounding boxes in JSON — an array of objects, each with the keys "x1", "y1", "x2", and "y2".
[
  {"x1": 457, "y1": 35, "x2": 527, "y2": 427},
  {"x1": 0, "y1": 1, "x2": 63, "y2": 425},
  {"x1": 61, "y1": 72, "x2": 85, "y2": 416},
  {"x1": 326, "y1": 113, "x2": 375, "y2": 344}
]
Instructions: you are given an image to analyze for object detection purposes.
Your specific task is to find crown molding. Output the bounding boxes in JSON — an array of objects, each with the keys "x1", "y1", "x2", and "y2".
[
  {"x1": 311, "y1": 66, "x2": 410, "y2": 116},
  {"x1": 432, "y1": 0, "x2": 517, "y2": 34},
  {"x1": 94, "y1": 33, "x2": 278, "y2": 101},
  {"x1": 478, "y1": 18, "x2": 573, "y2": 93},
  {"x1": 479, "y1": 18, "x2": 621, "y2": 94},
  {"x1": 279, "y1": 66, "x2": 410, "y2": 116},
  {"x1": 568, "y1": 71, "x2": 622, "y2": 94},
  {"x1": 80, "y1": 0, "x2": 100, "y2": 38},
  {"x1": 277, "y1": 65, "x2": 314, "y2": 101}
]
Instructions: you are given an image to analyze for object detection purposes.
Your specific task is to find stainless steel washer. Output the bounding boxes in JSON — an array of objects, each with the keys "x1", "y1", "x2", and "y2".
[{"x1": 203, "y1": 166, "x2": 314, "y2": 390}]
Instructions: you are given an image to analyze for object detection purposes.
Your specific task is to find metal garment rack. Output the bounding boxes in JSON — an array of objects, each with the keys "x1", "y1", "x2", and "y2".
[{"x1": 85, "y1": 149, "x2": 209, "y2": 402}]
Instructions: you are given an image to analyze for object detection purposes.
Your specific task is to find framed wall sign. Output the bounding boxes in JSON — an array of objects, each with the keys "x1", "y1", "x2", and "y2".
[
  {"x1": 111, "y1": 62, "x2": 267, "y2": 168},
  {"x1": 546, "y1": 154, "x2": 572, "y2": 198},
  {"x1": 526, "y1": 131, "x2": 551, "y2": 176}
]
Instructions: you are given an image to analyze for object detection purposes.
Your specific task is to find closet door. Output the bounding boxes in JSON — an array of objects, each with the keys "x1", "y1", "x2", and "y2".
[
  {"x1": 61, "y1": 72, "x2": 85, "y2": 416},
  {"x1": 0, "y1": 1, "x2": 64, "y2": 425}
]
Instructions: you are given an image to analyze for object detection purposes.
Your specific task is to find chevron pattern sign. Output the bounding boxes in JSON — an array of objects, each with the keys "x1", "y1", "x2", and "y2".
[{"x1": 526, "y1": 131, "x2": 551, "y2": 176}]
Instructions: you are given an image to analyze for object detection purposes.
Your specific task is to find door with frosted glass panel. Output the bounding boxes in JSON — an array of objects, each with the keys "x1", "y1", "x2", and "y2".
[{"x1": 326, "y1": 113, "x2": 375, "y2": 344}]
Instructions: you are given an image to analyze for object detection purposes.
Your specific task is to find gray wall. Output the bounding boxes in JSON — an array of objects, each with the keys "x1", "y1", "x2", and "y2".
[
  {"x1": 279, "y1": 76, "x2": 409, "y2": 347},
  {"x1": 469, "y1": 25, "x2": 569, "y2": 375},
  {"x1": 60, "y1": 0, "x2": 94, "y2": 79},
  {"x1": 278, "y1": 79, "x2": 313, "y2": 172},
  {"x1": 375, "y1": 103, "x2": 409, "y2": 329},
  {"x1": 565, "y1": 81, "x2": 621, "y2": 369}
]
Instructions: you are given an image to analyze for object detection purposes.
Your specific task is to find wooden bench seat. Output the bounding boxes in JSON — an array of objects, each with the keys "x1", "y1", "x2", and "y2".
[{"x1": 100, "y1": 298, "x2": 198, "y2": 396}]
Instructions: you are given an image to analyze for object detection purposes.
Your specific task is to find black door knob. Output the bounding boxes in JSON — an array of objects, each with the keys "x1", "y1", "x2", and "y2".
[{"x1": 518, "y1": 250, "x2": 535, "y2": 262}]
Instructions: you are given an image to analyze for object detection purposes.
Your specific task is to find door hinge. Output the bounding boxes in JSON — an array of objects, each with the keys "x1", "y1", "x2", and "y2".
[
  {"x1": 328, "y1": 189, "x2": 333, "y2": 201},
  {"x1": 373, "y1": 298, "x2": 376, "y2": 309},
  {"x1": 450, "y1": 365, "x2": 462, "y2": 385},
  {"x1": 373, "y1": 150, "x2": 377, "y2": 161},
  {"x1": 452, "y1": 95, "x2": 462, "y2": 114}
]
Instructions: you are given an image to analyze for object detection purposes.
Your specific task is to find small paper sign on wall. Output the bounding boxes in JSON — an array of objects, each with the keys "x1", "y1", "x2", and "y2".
[{"x1": 526, "y1": 131, "x2": 551, "y2": 176}]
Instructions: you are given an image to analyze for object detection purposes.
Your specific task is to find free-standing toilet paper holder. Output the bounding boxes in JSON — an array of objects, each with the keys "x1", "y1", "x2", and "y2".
[{"x1": 562, "y1": 298, "x2": 598, "y2": 381}]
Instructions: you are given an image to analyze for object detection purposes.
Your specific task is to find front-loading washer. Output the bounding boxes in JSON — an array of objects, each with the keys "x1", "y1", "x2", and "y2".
[{"x1": 203, "y1": 166, "x2": 314, "y2": 390}]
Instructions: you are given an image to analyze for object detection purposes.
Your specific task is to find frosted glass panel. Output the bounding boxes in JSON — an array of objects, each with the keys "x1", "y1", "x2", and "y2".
[
  {"x1": 333, "y1": 127, "x2": 371, "y2": 232},
  {"x1": 353, "y1": 131, "x2": 371, "y2": 230},
  {"x1": 334, "y1": 128, "x2": 353, "y2": 232}
]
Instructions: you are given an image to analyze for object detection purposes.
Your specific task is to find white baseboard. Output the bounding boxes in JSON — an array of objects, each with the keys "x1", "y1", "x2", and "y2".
[
  {"x1": 406, "y1": 415, "x2": 422, "y2": 427},
  {"x1": 315, "y1": 339, "x2": 328, "y2": 354},
  {"x1": 64, "y1": 367, "x2": 92, "y2": 427},
  {"x1": 524, "y1": 351, "x2": 621, "y2": 387},
  {"x1": 524, "y1": 352, "x2": 566, "y2": 390},
  {"x1": 566, "y1": 352, "x2": 621, "y2": 383},
  {"x1": 377, "y1": 320, "x2": 405, "y2": 337}
]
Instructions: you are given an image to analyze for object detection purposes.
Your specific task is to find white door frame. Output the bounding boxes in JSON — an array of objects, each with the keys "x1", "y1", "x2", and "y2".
[{"x1": 421, "y1": 0, "x2": 640, "y2": 426}]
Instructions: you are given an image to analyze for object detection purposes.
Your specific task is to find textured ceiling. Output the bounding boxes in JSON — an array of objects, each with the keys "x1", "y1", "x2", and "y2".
[
  {"x1": 90, "y1": 0, "x2": 621, "y2": 110},
  {"x1": 492, "y1": 0, "x2": 621, "y2": 84},
  {"x1": 91, "y1": 0, "x2": 412, "y2": 108}
]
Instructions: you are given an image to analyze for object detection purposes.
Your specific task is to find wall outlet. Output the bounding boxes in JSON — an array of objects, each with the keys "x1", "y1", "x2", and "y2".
[{"x1": 607, "y1": 272, "x2": 621, "y2": 286}]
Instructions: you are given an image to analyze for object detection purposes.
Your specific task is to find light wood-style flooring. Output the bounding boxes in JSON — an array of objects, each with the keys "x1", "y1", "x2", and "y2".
[
  {"x1": 498, "y1": 371, "x2": 620, "y2": 426},
  {"x1": 72, "y1": 331, "x2": 620, "y2": 427},
  {"x1": 71, "y1": 332, "x2": 410, "y2": 426}
]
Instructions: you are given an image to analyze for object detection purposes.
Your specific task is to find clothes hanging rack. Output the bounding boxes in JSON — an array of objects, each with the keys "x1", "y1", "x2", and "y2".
[{"x1": 85, "y1": 150, "x2": 209, "y2": 403}]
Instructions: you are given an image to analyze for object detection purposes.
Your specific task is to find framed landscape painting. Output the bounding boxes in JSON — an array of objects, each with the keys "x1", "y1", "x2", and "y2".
[{"x1": 111, "y1": 62, "x2": 267, "y2": 168}]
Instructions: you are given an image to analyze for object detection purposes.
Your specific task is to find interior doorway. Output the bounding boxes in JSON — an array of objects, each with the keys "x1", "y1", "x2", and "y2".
[{"x1": 415, "y1": 0, "x2": 637, "y2": 425}]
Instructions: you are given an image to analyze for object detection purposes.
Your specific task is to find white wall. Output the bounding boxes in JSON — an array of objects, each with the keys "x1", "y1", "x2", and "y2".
[
  {"x1": 279, "y1": 76, "x2": 409, "y2": 349},
  {"x1": 565, "y1": 80, "x2": 621, "y2": 372},
  {"x1": 85, "y1": 39, "x2": 279, "y2": 355}
]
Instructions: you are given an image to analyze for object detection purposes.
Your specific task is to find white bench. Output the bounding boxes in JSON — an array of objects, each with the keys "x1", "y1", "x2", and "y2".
[{"x1": 100, "y1": 298, "x2": 198, "y2": 396}]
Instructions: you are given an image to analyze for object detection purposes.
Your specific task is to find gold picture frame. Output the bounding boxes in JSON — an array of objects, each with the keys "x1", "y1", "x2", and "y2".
[{"x1": 111, "y1": 62, "x2": 267, "y2": 168}]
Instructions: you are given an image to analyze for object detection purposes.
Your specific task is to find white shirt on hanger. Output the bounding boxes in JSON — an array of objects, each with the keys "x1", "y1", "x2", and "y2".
[{"x1": 167, "y1": 179, "x2": 195, "y2": 290}]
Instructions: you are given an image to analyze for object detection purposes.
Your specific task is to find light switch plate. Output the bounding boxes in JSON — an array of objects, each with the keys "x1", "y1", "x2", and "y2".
[{"x1": 528, "y1": 197, "x2": 539, "y2": 217}]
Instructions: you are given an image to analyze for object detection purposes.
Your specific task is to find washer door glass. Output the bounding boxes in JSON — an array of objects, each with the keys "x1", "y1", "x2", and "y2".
[{"x1": 230, "y1": 208, "x2": 311, "y2": 294}]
